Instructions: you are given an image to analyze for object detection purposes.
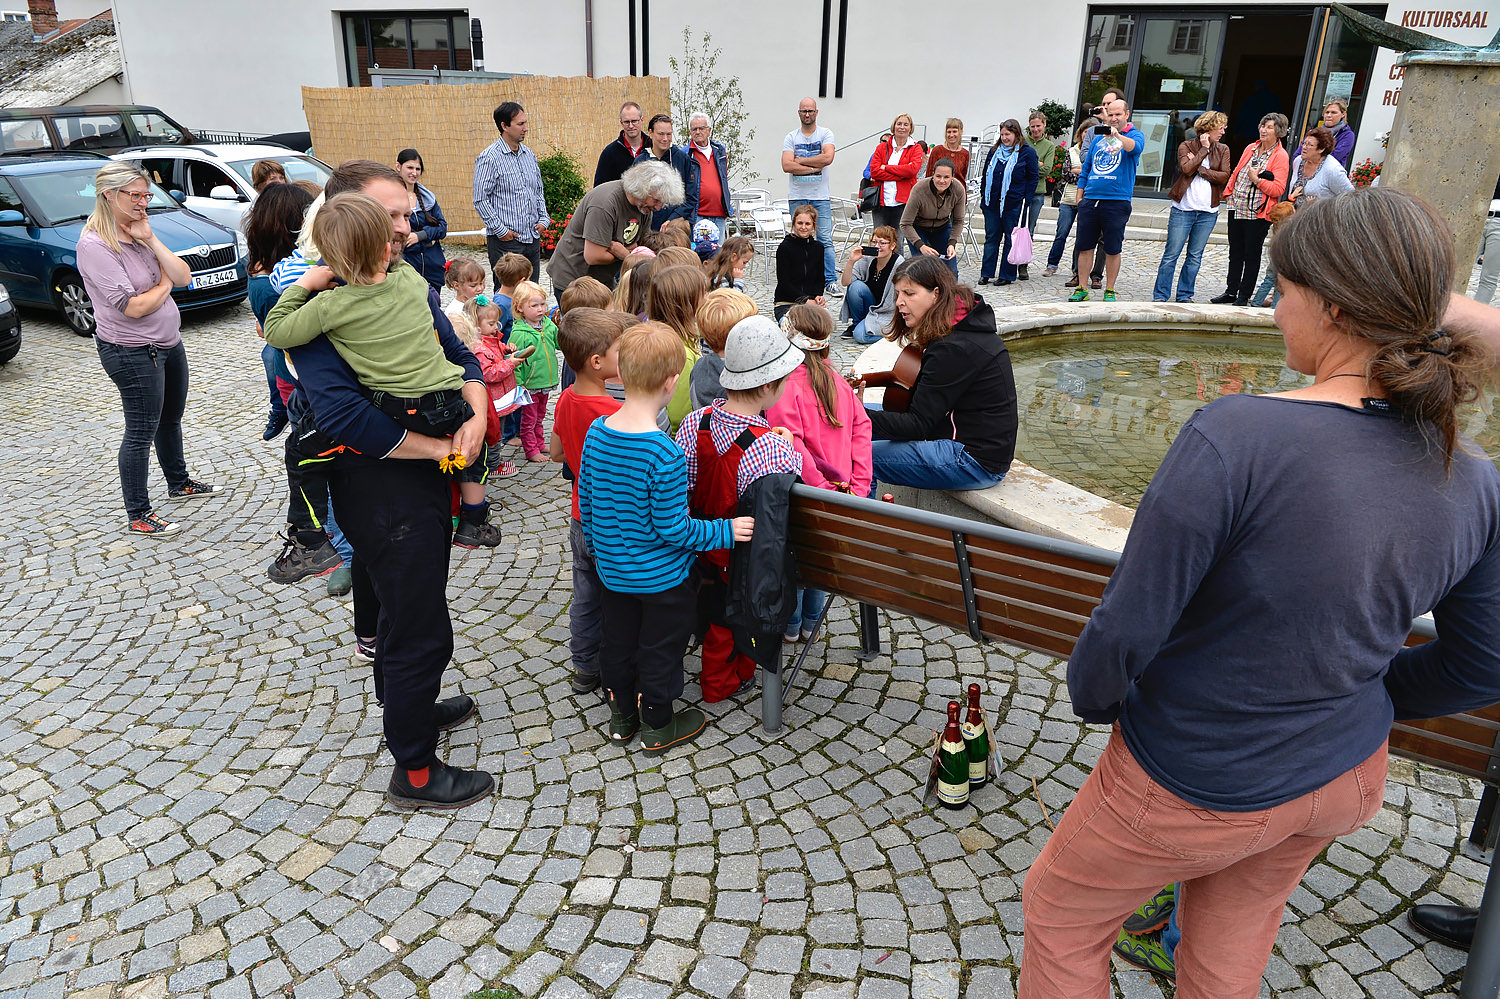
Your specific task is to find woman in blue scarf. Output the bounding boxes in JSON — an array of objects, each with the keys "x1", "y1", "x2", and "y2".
[{"x1": 978, "y1": 120, "x2": 1038, "y2": 287}]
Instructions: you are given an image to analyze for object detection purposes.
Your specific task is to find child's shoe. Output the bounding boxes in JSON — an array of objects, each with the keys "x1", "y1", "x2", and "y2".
[
  {"x1": 571, "y1": 669, "x2": 601, "y2": 695},
  {"x1": 641, "y1": 708, "x2": 707, "y2": 756},
  {"x1": 353, "y1": 636, "x2": 376, "y2": 663},
  {"x1": 454, "y1": 519, "x2": 502, "y2": 549},
  {"x1": 268, "y1": 531, "x2": 342, "y2": 583},
  {"x1": 608, "y1": 694, "x2": 639, "y2": 743}
]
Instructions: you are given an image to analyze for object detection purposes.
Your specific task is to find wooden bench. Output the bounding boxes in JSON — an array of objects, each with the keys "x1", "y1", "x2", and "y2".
[{"x1": 775, "y1": 483, "x2": 1500, "y2": 997}]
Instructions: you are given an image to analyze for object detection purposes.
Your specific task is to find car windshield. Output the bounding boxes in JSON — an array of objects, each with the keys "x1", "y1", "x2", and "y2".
[
  {"x1": 13, "y1": 167, "x2": 177, "y2": 225},
  {"x1": 226, "y1": 155, "x2": 331, "y2": 188}
]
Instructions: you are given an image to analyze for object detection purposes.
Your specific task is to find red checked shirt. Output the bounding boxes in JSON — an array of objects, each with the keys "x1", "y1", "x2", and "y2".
[{"x1": 674, "y1": 401, "x2": 804, "y2": 497}]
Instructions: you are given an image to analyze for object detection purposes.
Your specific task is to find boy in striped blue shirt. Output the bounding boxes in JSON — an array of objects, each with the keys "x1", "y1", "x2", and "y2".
[{"x1": 579, "y1": 321, "x2": 755, "y2": 755}]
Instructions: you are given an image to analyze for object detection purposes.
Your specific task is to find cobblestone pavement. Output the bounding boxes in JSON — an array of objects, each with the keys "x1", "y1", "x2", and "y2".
[{"x1": 0, "y1": 233, "x2": 1489, "y2": 999}]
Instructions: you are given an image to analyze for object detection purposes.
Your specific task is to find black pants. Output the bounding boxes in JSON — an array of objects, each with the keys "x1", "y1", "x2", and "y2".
[
  {"x1": 284, "y1": 418, "x2": 339, "y2": 534},
  {"x1": 330, "y1": 458, "x2": 454, "y2": 770},
  {"x1": 486, "y1": 234, "x2": 541, "y2": 289},
  {"x1": 599, "y1": 579, "x2": 697, "y2": 728},
  {"x1": 1224, "y1": 213, "x2": 1272, "y2": 302},
  {"x1": 96, "y1": 339, "x2": 190, "y2": 520},
  {"x1": 871, "y1": 205, "x2": 904, "y2": 233},
  {"x1": 1071, "y1": 238, "x2": 1106, "y2": 282}
]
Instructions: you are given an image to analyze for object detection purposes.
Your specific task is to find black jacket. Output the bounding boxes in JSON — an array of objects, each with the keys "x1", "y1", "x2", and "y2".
[
  {"x1": 865, "y1": 296, "x2": 1018, "y2": 476},
  {"x1": 594, "y1": 131, "x2": 643, "y2": 187},
  {"x1": 775, "y1": 234, "x2": 826, "y2": 305},
  {"x1": 726, "y1": 472, "x2": 799, "y2": 668}
]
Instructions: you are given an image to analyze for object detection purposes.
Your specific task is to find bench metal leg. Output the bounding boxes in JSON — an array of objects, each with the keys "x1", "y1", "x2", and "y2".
[
  {"x1": 858, "y1": 602, "x2": 882, "y2": 661},
  {"x1": 1461, "y1": 851, "x2": 1500, "y2": 998},
  {"x1": 1466, "y1": 787, "x2": 1500, "y2": 864},
  {"x1": 762, "y1": 661, "x2": 783, "y2": 735}
]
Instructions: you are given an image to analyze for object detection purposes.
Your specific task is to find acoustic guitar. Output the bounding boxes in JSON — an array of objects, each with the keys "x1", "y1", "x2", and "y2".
[{"x1": 855, "y1": 342, "x2": 924, "y2": 413}]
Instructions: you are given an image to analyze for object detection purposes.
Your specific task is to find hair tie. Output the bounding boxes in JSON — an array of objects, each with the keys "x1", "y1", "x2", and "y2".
[
  {"x1": 474, "y1": 294, "x2": 490, "y2": 306},
  {"x1": 443, "y1": 260, "x2": 452, "y2": 271},
  {"x1": 1423, "y1": 329, "x2": 1451, "y2": 356}
]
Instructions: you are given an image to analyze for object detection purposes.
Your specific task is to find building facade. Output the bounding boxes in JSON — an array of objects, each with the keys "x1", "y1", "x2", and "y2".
[{"x1": 109, "y1": 0, "x2": 1499, "y2": 200}]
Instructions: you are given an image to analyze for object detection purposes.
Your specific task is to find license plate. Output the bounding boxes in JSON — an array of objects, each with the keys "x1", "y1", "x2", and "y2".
[{"x1": 192, "y1": 267, "x2": 237, "y2": 290}]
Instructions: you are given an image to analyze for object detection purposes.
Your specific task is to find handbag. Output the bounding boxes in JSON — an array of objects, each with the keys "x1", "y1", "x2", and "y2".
[
  {"x1": 1006, "y1": 205, "x2": 1034, "y2": 266},
  {"x1": 858, "y1": 179, "x2": 879, "y2": 214}
]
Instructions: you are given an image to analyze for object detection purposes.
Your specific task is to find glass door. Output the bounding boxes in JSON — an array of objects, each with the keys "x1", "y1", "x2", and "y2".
[
  {"x1": 1127, "y1": 15, "x2": 1226, "y2": 194},
  {"x1": 1293, "y1": 6, "x2": 1381, "y2": 164}
]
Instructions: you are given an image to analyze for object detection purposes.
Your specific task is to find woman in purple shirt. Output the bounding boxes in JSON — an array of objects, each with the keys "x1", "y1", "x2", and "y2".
[{"x1": 79, "y1": 162, "x2": 224, "y2": 536}]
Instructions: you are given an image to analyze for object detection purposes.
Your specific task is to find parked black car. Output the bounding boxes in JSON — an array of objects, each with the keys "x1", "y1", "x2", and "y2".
[{"x1": 0, "y1": 280, "x2": 20, "y2": 364}]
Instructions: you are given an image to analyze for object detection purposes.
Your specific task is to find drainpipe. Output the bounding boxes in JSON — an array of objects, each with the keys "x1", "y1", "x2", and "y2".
[{"x1": 584, "y1": 0, "x2": 594, "y2": 78}]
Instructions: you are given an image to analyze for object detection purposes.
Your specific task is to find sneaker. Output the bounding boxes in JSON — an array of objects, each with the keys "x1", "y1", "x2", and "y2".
[
  {"x1": 570, "y1": 669, "x2": 601, "y2": 695},
  {"x1": 640, "y1": 707, "x2": 707, "y2": 756},
  {"x1": 1112, "y1": 929, "x2": 1175, "y2": 980},
  {"x1": 1068, "y1": 288, "x2": 1090, "y2": 303},
  {"x1": 354, "y1": 636, "x2": 376, "y2": 663},
  {"x1": 325, "y1": 565, "x2": 353, "y2": 597},
  {"x1": 386, "y1": 760, "x2": 495, "y2": 810},
  {"x1": 492, "y1": 461, "x2": 519, "y2": 478},
  {"x1": 608, "y1": 695, "x2": 639, "y2": 743},
  {"x1": 824, "y1": 282, "x2": 844, "y2": 297},
  {"x1": 129, "y1": 511, "x2": 181, "y2": 537},
  {"x1": 453, "y1": 519, "x2": 503, "y2": 549},
  {"x1": 263, "y1": 410, "x2": 288, "y2": 441},
  {"x1": 168, "y1": 478, "x2": 225, "y2": 499},
  {"x1": 1043, "y1": 266, "x2": 1058, "y2": 277},
  {"x1": 1209, "y1": 292, "x2": 1237, "y2": 304},
  {"x1": 267, "y1": 532, "x2": 342, "y2": 584},
  {"x1": 1103, "y1": 290, "x2": 1118, "y2": 303},
  {"x1": 434, "y1": 694, "x2": 476, "y2": 731},
  {"x1": 1122, "y1": 884, "x2": 1176, "y2": 935}
]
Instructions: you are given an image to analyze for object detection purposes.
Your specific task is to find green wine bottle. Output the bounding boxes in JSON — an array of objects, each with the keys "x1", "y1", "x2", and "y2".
[
  {"x1": 936, "y1": 700, "x2": 970, "y2": 809},
  {"x1": 962, "y1": 683, "x2": 990, "y2": 788}
]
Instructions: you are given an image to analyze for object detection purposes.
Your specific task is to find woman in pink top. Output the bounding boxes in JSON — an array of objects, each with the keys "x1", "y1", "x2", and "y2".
[{"x1": 767, "y1": 303, "x2": 874, "y2": 641}]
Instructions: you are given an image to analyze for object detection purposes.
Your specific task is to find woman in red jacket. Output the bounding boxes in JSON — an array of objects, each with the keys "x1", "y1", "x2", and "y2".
[
  {"x1": 869, "y1": 114, "x2": 925, "y2": 232},
  {"x1": 1212, "y1": 113, "x2": 1290, "y2": 306}
]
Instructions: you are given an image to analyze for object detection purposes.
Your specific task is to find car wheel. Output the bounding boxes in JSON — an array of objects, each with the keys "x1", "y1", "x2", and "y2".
[{"x1": 53, "y1": 272, "x2": 95, "y2": 336}]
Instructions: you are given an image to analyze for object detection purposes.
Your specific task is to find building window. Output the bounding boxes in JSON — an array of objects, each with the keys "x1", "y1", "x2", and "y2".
[
  {"x1": 1170, "y1": 19, "x2": 1205, "y2": 54},
  {"x1": 1110, "y1": 15, "x2": 1135, "y2": 50},
  {"x1": 0, "y1": 11, "x2": 29, "y2": 20},
  {"x1": 342, "y1": 11, "x2": 472, "y2": 87}
]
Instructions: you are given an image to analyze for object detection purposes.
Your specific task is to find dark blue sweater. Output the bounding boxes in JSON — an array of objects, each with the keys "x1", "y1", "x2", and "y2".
[{"x1": 1069, "y1": 394, "x2": 1500, "y2": 811}]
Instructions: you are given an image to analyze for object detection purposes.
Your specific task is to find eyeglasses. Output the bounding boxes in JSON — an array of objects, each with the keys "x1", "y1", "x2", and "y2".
[
  {"x1": 621, "y1": 117, "x2": 642, "y2": 125},
  {"x1": 117, "y1": 190, "x2": 151, "y2": 202},
  {"x1": 873, "y1": 240, "x2": 891, "y2": 248},
  {"x1": 798, "y1": 109, "x2": 817, "y2": 114}
]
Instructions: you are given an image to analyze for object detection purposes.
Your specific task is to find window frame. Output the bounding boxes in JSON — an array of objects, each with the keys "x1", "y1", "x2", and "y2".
[{"x1": 340, "y1": 10, "x2": 472, "y2": 87}]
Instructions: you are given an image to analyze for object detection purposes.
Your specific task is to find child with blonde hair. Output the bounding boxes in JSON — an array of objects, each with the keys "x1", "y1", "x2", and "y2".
[
  {"x1": 508, "y1": 280, "x2": 560, "y2": 461},
  {"x1": 454, "y1": 295, "x2": 532, "y2": 479},
  {"x1": 689, "y1": 288, "x2": 758, "y2": 408},
  {"x1": 443, "y1": 257, "x2": 487, "y2": 320},
  {"x1": 264, "y1": 193, "x2": 501, "y2": 548},
  {"x1": 767, "y1": 303, "x2": 873, "y2": 639},
  {"x1": 647, "y1": 263, "x2": 708, "y2": 432}
]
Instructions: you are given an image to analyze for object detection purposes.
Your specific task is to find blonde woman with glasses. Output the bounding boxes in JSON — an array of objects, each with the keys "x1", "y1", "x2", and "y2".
[{"x1": 78, "y1": 161, "x2": 224, "y2": 537}]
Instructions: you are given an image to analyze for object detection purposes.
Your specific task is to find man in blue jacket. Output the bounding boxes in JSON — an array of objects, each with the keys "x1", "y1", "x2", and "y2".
[
  {"x1": 634, "y1": 113, "x2": 699, "y2": 230},
  {"x1": 685, "y1": 112, "x2": 733, "y2": 241},
  {"x1": 287, "y1": 160, "x2": 496, "y2": 811}
]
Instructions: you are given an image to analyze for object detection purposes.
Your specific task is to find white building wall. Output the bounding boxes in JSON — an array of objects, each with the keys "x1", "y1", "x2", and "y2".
[{"x1": 109, "y1": 0, "x2": 1500, "y2": 194}]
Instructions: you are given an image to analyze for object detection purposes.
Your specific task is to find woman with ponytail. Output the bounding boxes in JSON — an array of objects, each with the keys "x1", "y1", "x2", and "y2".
[
  {"x1": 767, "y1": 303, "x2": 872, "y2": 640},
  {"x1": 1020, "y1": 186, "x2": 1500, "y2": 999}
]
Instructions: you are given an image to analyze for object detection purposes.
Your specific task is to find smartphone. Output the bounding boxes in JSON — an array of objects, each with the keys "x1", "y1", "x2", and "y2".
[{"x1": 860, "y1": 245, "x2": 878, "y2": 256}]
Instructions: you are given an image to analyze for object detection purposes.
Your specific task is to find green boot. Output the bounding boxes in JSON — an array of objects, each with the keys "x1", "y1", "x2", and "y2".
[
  {"x1": 607, "y1": 692, "x2": 639, "y2": 744},
  {"x1": 1112, "y1": 928, "x2": 1175, "y2": 981},
  {"x1": 640, "y1": 707, "x2": 707, "y2": 756}
]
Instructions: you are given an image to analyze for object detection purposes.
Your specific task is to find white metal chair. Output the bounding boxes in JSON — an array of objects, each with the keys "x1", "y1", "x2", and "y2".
[
  {"x1": 829, "y1": 197, "x2": 871, "y2": 263},
  {"x1": 747, "y1": 206, "x2": 789, "y2": 284}
]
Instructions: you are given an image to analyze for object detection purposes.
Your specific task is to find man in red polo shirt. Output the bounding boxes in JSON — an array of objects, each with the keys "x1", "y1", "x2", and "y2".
[{"x1": 687, "y1": 112, "x2": 733, "y2": 241}]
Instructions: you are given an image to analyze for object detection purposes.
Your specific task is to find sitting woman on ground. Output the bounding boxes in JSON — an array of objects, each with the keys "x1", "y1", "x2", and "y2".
[
  {"x1": 1018, "y1": 186, "x2": 1500, "y2": 999},
  {"x1": 977, "y1": 119, "x2": 1038, "y2": 287},
  {"x1": 840, "y1": 226, "x2": 903, "y2": 345},
  {"x1": 1287, "y1": 126, "x2": 1355, "y2": 207},
  {"x1": 1212, "y1": 112, "x2": 1289, "y2": 306},
  {"x1": 397, "y1": 147, "x2": 448, "y2": 291},
  {"x1": 925, "y1": 118, "x2": 971, "y2": 182},
  {"x1": 773, "y1": 204, "x2": 828, "y2": 320},
  {"x1": 900, "y1": 159, "x2": 966, "y2": 277},
  {"x1": 868, "y1": 113, "x2": 925, "y2": 232},
  {"x1": 858, "y1": 255, "x2": 1017, "y2": 490},
  {"x1": 245, "y1": 182, "x2": 316, "y2": 440},
  {"x1": 1045, "y1": 118, "x2": 1095, "y2": 279}
]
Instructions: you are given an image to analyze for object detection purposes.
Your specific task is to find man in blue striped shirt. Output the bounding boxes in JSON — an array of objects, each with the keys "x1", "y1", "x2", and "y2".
[
  {"x1": 473, "y1": 101, "x2": 551, "y2": 287},
  {"x1": 579, "y1": 322, "x2": 753, "y2": 756}
]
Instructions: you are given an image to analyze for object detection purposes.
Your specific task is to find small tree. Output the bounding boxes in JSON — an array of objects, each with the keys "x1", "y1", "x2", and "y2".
[
  {"x1": 668, "y1": 27, "x2": 759, "y2": 185},
  {"x1": 1031, "y1": 99, "x2": 1075, "y2": 140},
  {"x1": 538, "y1": 149, "x2": 586, "y2": 219}
]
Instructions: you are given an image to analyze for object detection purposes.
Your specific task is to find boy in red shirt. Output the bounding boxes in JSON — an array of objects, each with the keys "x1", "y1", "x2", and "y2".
[{"x1": 549, "y1": 308, "x2": 639, "y2": 694}]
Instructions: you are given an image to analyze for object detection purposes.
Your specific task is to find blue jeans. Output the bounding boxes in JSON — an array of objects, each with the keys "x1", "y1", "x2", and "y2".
[
  {"x1": 981, "y1": 203, "x2": 1023, "y2": 281},
  {"x1": 1027, "y1": 193, "x2": 1046, "y2": 237},
  {"x1": 788, "y1": 198, "x2": 836, "y2": 284},
  {"x1": 1047, "y1": 202, "x2": 1078, "y2": 268},
  {"x1": 871, "y1": 438, "x2": 1006, "y2": 491},
  {"x1": 1251, "y1": 261, "x2": 1279, "y2": 307},
  {"x1": 1153, "y1": 207, "x2": 1218, "y2": 302},
  {"x1": 1163, "y1": 887, "x2": 1181, "y2": 958},
  {"x1": 261, "y1": 343, "x2": 286, "y2": 418},
  {"x1": 96, "y1": 339, "x2": 191, "y2": 521},
  {"x1": 846, "y1": 280, "x2": 881, "y2": 343},
  {"x1": 784, "y1": 588, "x2": 829, "y2": 638},
  {"x1": 911, "y1": 224, "x2": 957, "y2": 277}
]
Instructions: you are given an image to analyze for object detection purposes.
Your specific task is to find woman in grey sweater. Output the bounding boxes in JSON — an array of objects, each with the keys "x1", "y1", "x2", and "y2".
[{"x1": 1287, "y1": 127, "x2": 1354, "y2": 205}]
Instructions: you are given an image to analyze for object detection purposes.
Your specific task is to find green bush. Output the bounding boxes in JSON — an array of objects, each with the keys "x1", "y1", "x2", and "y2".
[
  {"x1": 538, "y1": 149, "x2": 586, "y2": 221},
  {"x1": 1031, "y1": 99, "x2": 1075, "y2": 140}
]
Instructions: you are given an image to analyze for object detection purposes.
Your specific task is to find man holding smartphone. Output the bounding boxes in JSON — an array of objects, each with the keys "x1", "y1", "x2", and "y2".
[
  {"x1": 1067, "y1": 89, "x2": 1122, "y2": 290},
  {"x1": 1068, "y1": 100, "x2": 1141, "y2": 304}
]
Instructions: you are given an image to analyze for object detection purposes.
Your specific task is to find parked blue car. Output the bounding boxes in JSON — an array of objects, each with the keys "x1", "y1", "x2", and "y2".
[{"x1": 0, "y1": 152, "x2": 247, "y2": 335}]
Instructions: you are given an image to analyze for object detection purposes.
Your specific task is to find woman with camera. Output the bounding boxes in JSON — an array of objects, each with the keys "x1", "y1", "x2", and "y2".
[{"x1": 839, "y1": 225, "x2": 903, "y2": 344}]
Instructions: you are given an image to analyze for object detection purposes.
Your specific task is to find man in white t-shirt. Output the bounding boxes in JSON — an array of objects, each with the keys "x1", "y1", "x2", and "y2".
[{"x1": 782, "y1": 97, "x2": 838, "y2": 294}]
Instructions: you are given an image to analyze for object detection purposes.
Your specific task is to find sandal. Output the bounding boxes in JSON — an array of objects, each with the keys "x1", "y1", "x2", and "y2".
[{"x1": 493, "y1": 461, "x2": 518, "y2": 478}]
